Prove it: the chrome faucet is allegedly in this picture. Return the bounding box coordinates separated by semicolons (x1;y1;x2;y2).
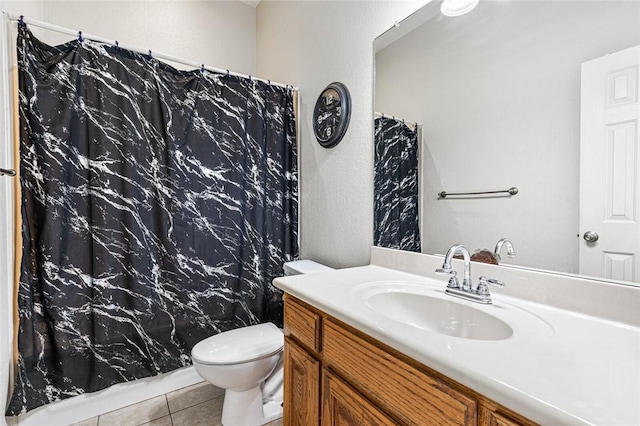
494;238;516;260
436;244;505;304
435;244;472;291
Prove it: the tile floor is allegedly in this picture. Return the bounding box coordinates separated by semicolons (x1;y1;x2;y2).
70;382;283;426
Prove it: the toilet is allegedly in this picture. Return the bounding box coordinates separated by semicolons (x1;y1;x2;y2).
191;259;334;426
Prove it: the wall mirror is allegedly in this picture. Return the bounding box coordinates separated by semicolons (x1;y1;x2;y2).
373;0;640;287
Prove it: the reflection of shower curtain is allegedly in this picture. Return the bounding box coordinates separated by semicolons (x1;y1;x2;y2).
374;116;421;252
7;26;298;415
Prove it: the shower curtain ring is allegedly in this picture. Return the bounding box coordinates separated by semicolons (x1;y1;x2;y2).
201;64;205;74
148;50;153;59
78;31;84;42
115;40;119;49
18;15;25;27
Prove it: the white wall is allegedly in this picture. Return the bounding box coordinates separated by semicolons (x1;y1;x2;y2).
256;0;426;269
375;1;640;273
0;1;256;422
0;0;256;74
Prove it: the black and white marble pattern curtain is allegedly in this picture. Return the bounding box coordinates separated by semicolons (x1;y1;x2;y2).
374;116;421;252
7;25;298;415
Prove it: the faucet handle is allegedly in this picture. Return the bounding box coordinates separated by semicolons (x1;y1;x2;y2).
480;276;505;288
435;265;452;274
446;271;460;289
435;267;460;289
476;276;505;296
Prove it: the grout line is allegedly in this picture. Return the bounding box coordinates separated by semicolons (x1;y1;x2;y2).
77;385;223;426
168;393;223;416
165;394;174;426
166;384;225;415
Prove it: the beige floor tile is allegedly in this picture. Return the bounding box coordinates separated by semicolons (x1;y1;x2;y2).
98;395;169;426
170;396;223;426
139;415;173;426
264;418;283;426
166;382;224;414
71;417;99;426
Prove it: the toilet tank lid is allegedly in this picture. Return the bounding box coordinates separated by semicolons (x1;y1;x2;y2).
191;323;284;365
283;259;334;275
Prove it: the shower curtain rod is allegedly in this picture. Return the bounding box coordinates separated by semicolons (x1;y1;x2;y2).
374;111;418;128
6;13;299;91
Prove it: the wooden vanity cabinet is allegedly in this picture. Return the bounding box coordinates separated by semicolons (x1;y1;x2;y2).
322;369;396;426
283;294;537;426
283;337;321;425
479;403;532;426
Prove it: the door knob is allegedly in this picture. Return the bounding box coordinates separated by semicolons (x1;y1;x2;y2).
583;231;599;243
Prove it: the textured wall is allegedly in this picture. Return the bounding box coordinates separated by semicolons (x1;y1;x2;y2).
256;0;425;268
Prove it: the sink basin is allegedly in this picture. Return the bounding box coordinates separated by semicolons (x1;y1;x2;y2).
354;281;553;341
367;291;513;340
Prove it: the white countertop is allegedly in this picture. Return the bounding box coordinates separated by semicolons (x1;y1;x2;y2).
273;264;640;426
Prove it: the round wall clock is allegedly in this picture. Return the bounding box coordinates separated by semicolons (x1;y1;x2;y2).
313;82;351;148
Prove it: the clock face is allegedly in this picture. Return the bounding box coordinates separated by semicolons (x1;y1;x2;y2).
313;82;351;148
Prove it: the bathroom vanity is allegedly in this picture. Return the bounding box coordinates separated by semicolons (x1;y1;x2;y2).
283;294;533;425
273;247;640;426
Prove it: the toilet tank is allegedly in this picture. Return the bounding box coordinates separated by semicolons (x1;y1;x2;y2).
283;260;334;276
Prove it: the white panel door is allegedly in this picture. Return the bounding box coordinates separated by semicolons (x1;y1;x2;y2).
579;45;640;282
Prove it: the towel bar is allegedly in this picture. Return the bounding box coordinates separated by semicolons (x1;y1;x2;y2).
438;187;518;198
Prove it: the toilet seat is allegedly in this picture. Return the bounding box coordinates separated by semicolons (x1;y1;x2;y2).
191;322;284;366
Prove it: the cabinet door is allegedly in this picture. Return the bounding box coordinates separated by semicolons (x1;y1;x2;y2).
321;369;396;426
285;295;323;353
284;337;321;426
323;320;477;426
479;405;537;426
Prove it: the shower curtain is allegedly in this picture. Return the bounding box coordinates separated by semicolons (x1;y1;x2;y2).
7;25;298;415
374;116;421;252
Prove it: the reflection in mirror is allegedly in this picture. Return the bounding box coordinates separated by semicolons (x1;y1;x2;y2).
374;0;640;286
373;114;421;252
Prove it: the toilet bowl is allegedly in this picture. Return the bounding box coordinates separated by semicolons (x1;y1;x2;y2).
192;322;284;426
192;260;334;425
